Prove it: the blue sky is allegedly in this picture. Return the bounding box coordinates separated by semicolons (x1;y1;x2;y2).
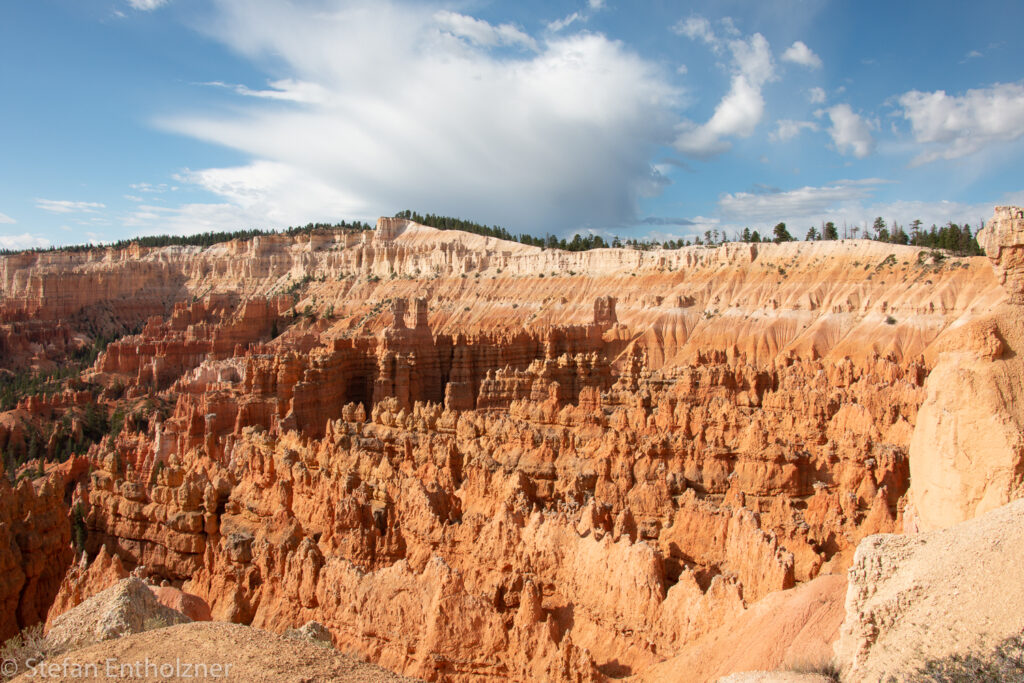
2;0;1024;248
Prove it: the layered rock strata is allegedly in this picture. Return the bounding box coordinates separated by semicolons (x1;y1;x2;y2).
0;215;1012;680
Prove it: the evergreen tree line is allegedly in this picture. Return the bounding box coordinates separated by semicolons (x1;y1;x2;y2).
0;209;983;258
788;217;982;256
0;220;374;256
398;210;983;256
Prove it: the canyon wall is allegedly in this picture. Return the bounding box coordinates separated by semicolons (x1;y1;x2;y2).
0;216;1011;679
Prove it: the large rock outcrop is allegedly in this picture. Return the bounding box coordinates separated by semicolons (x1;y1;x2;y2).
44;577;191;654
834;498;1024;679
907;206;1024;531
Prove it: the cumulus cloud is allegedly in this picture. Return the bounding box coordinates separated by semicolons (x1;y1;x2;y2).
36;199;106;214
781;41;822;69
589;0;605;9
770;119;818;142
672;16;718;48
673;19;776;158
823;104;874;158
127;0;169;10
159;0;680;234
0;233;50;250
0;212;15;224
899;81;1024;164
807;86;826;104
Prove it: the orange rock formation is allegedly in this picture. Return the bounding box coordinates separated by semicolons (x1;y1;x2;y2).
0;213;1015;680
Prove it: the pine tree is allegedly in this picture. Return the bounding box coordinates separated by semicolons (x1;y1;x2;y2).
773;222;793;243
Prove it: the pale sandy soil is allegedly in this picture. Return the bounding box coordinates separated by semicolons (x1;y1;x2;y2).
13;622;416;682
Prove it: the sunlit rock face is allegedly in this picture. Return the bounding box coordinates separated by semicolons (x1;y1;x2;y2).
0;214;1011;680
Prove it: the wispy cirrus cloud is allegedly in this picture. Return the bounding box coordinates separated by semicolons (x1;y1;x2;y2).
201;79;330;104
547;12;582;32
719;179;884;222
127;0;170;10
715;179;1010;234
35;199;106;214
0;212;15;224
433;10;537;51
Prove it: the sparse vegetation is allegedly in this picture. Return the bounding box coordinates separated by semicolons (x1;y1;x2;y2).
142;615;172;632
906;633;1024;682
71;502;87;552
1;625;46;682
782;656;841;682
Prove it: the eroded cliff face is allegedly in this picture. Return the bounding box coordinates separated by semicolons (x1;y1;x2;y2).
0;467;73;641
0;217;1007;680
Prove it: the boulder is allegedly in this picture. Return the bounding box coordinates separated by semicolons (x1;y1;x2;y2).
45;577;191;654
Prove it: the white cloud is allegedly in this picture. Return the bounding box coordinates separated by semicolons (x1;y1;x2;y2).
781;41;822;69
673;22;776;157
128;182;173;193
160;0;681;234
719;179;881;222
589;0;605;8
807;86;826;104
676;64;688;75
35;199;106;214
0;233;50;250
124;161;367;235
0;212;14;224
204;79;330;104
127;0;169;10
672;16;718;48
434;10;537;51
715;179;1010;234
770;119;818;142
824;104;874;158
899;82;1024;164
547;12;582;32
